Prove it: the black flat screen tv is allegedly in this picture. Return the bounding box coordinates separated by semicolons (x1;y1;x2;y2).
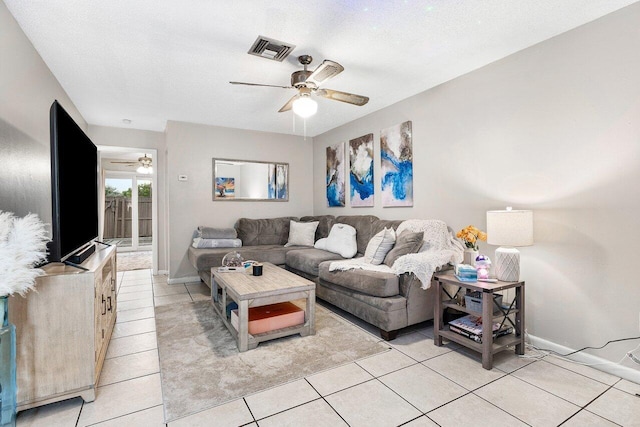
48;100;99;263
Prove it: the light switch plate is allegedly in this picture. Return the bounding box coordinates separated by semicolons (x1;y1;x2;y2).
178;175;188;181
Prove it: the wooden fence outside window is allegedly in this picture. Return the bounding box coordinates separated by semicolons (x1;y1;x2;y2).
103;196;152;238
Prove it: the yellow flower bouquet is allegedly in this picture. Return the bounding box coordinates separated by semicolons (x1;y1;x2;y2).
456;225;487;251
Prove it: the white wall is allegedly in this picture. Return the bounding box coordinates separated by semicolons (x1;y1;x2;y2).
0;1;85;226
313;3;640;369
166;121;313;280
87;125;168;271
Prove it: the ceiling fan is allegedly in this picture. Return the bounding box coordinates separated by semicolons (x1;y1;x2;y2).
230;55;369;117
110;154;153;174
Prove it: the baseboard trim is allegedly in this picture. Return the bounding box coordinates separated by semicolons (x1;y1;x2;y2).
157;270;169;275
527;334;640;384
167;275;201;285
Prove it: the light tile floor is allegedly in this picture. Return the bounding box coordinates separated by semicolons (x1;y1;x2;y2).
15;268;640;426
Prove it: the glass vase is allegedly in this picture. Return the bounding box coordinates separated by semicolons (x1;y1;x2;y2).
0;295;17;427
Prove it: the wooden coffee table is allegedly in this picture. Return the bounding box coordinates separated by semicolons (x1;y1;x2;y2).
211;262;316;352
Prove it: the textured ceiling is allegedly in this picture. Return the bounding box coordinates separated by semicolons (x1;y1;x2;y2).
5;0;638;137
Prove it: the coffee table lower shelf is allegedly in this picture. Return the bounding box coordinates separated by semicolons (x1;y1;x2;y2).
211;263;316;352
212;300;313;352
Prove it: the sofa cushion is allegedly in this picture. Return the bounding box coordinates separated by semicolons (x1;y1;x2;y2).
300;215;335;241
316;280;407;331
335;215;379;254
318;261;399;297
371;219;403;235
188;245;297;271
236;216;298;246
383;230;424;267
363;227;396;265
316;280;410;331
284;220;318;247
285;248;345;277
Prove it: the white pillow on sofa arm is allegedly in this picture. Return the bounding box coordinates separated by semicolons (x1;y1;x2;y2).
363;227;396;265
285;220;319;247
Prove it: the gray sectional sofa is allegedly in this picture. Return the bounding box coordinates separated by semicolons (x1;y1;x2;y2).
187;214;442;340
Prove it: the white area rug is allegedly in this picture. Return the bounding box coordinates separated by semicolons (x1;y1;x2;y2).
116;251;152;271
155;299;389;422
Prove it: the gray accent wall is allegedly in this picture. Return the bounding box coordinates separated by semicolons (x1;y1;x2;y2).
313;3;640;369
0;1;86;226
165;120;313;280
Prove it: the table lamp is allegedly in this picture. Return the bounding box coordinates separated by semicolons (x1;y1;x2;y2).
486;207;533;282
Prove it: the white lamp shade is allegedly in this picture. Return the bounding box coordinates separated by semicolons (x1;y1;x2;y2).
137;165;153;174
486;209;533;247
487;208;533;281
292;96;317;118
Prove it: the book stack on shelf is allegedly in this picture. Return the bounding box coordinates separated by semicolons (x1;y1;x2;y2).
454;264;477;282
448;314;513;343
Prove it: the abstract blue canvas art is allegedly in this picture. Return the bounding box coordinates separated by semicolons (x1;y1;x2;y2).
349;133;374;207
275;164;287;199
326;143;345;207
267;163;276;199
380;121;413;207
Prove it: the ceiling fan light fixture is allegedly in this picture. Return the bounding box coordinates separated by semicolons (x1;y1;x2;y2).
137;165;152;174
292;95;317;118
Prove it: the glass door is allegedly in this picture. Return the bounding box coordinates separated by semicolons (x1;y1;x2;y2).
103;173;153;252
136;178;152;250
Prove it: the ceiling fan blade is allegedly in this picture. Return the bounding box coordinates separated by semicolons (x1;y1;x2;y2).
305;60;344;86
111;161;138;164
230;81;293;89
278;94;299;112
316;89;369;106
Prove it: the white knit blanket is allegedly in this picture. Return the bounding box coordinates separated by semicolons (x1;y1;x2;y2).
329;219;464;289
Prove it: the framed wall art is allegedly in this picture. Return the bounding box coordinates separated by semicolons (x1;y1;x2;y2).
349;133;374;207
215;177;235;199
326;142;346;207
380;121;413;207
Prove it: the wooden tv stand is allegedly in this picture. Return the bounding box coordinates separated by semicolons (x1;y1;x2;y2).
9;244;117;411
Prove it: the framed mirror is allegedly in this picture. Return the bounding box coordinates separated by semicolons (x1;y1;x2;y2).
212;158;289;201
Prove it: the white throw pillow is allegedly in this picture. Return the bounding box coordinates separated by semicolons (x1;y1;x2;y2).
284;220;319;247
363;227;396;265
314;238;328;250
324;223;357;258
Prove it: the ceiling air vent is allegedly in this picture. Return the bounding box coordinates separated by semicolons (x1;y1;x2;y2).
247;36;295;62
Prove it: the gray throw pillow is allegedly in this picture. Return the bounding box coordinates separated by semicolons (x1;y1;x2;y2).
383;230;424;267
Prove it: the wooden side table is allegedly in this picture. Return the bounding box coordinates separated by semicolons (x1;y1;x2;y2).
433;272;525;370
